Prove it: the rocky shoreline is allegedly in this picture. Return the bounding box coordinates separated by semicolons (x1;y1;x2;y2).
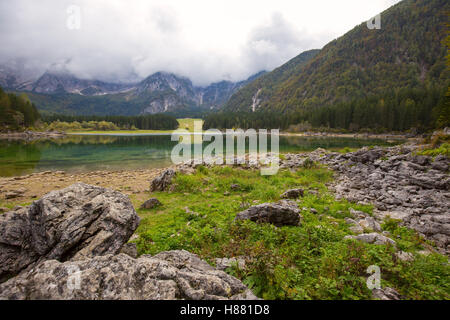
0;141;448;299
280;145;449;255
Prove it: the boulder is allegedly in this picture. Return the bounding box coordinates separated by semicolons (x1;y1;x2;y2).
120;243;138;259
0;251;258;300
395;251;414;262
235;200;301;227
372;287;402;300
0;183;140;283
150;169;176;192
281;188;304;199
344;233;396;246
140;198;162;209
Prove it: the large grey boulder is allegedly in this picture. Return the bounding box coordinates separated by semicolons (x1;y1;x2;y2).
0;183;140;283
150;169;176;192
235;200;301;227
0;250;258;300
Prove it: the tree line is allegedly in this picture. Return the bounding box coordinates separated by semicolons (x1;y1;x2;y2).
0;87;41;131
203;86;449;133
42;113;179;130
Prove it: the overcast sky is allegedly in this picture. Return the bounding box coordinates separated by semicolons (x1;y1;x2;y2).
0;0;401;86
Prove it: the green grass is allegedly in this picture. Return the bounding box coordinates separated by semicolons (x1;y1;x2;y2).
67;118;204;134
134;165;450;300
177;118;203;132
416;143;450;157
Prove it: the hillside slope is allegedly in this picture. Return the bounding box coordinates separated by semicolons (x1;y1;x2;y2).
222;0;449;130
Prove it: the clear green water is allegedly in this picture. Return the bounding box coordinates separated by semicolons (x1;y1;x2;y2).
0;134;402;177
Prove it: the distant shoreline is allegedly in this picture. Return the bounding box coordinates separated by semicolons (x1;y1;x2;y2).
0;129;415;141
66;130;412;140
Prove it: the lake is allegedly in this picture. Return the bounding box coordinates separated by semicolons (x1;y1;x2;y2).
0;134;402;177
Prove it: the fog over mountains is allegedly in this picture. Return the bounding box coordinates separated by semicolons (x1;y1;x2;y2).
0;64;266;115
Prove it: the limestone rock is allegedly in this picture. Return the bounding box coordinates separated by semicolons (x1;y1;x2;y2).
120;243;138;259
140;198;162;209
372;287;402;300
281;188;304;199
235;200;301;227
0;251;258;300
0;183;140;282
150;169;176;192
344;233;396;246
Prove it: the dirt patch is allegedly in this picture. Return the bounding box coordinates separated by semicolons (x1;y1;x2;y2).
0;168;168;205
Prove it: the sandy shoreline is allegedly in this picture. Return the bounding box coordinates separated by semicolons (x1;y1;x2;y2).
0;167;168;208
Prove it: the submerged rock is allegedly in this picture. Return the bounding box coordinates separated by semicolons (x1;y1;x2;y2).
0;250;258;300
0;183;140;283
235;200;301;227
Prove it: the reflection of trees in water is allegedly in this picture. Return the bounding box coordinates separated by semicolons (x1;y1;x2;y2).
0;140;42;176
0;135;403;177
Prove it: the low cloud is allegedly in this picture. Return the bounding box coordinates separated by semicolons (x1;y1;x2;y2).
0;0;402;86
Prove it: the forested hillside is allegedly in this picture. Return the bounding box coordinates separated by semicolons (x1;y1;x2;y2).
220;0;449;132
224;50;319;112
0;87;40;131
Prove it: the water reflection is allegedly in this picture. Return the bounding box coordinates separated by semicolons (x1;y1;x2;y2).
0;134;402;177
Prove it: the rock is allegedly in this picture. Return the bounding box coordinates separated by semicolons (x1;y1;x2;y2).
215;257;246;271
150;169;176;192
395;251;414;262
345;218;364;234
358;217;382;232
349;208;368;219
223;191;230;196
5;191;21;199
310;208;318;214
235;200;301;227
185;207;200;217
0;207;9;213
230;184;240;191
0;251;258;300
344;233;396;246
281;188;304;199
372;287;402;300
140;198;162;209
0;183;140;283
120;243;138;259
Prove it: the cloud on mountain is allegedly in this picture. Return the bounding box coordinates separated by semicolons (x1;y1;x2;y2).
0;0;401;86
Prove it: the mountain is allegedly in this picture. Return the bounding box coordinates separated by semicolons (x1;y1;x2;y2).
223;50;319;112
224;0;449;122
29;72;134;95
2;69;266;116
200;71;267;110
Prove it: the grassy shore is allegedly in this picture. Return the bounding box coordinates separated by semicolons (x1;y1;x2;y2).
1;161;448;300
133;165;449;300
66;118;203;135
